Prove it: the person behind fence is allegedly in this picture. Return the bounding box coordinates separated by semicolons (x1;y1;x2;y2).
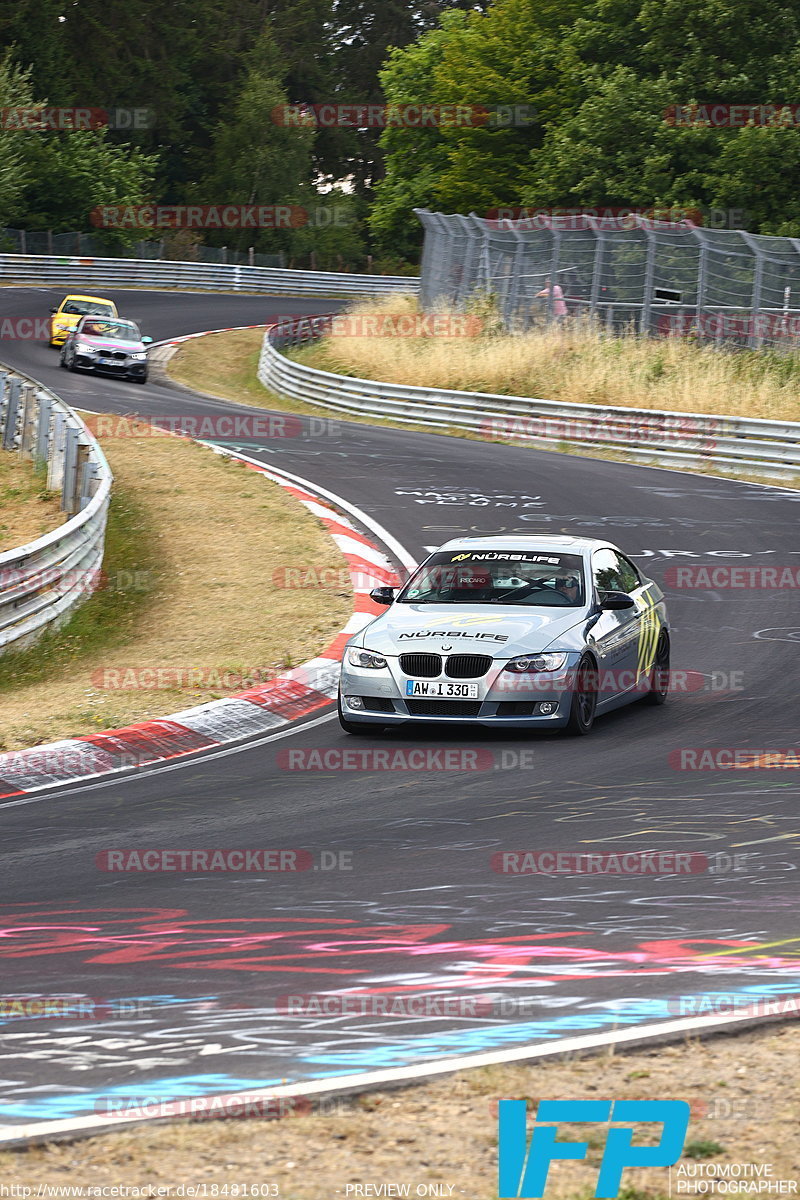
535;277;568;321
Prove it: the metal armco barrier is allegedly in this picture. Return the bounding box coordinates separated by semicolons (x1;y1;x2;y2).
0;253;419;297
259;317;800;481
0;368;112;652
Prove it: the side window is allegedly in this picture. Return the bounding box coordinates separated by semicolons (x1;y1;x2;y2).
592;548;626;595
592;549;640;595
617;554;642;593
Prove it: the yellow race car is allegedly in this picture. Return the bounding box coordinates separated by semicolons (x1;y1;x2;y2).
49;294;118;346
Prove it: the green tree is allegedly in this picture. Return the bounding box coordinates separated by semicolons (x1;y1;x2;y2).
370;0;582;256
198;29;315;255
19;128;159;244
0;51;37;226
369;14;466;260
521;0;800;230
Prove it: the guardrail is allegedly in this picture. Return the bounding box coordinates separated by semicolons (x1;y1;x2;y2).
259;316;800;481
0;368;112;653
0;253;419;297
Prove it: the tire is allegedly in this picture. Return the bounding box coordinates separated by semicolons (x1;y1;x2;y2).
338;694;376;735
565;656;598;736
58;352;66;368
644;631;670;706
67;353;78;372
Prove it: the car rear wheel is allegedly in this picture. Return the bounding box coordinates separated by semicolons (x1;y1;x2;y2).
565;656;597;736
644;631;670;705
338;694;377;735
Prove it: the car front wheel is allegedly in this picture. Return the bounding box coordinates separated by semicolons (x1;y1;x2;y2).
565;656;597;736
644;631;670;705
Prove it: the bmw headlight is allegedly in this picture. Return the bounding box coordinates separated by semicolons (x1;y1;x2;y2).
347;647;388;669
129;352;147;360
504;652;568;673
75;341;96;354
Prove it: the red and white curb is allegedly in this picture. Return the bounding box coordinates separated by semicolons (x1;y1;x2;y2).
0;458;414;800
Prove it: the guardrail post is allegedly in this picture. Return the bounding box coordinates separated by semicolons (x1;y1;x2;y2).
61;425;80;512
48;408;66;491
0;371;7;441
79;460;100;508
35;392;52;461
19;383;37;460
70;440;91;514
2;376;21;449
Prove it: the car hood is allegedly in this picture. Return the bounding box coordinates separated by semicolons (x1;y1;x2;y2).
77;336;146;352
357;603;589;659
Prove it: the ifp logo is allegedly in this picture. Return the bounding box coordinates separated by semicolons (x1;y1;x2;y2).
498;1099;690;1198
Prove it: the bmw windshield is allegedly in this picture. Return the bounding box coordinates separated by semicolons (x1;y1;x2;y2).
396;550;587;607
79;319;142;342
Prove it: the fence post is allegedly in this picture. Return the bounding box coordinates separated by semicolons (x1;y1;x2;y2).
740;233;766;349
507;230;529;329
695;234;708;334
640;223;657;334
547;231;562;321
588;222;606;318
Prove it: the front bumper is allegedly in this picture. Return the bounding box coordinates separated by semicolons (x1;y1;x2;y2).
73;353;147;378
339;656;577;728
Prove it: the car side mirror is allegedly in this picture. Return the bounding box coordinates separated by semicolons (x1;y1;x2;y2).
600;591;635;610
369;586;395;605
141;335;153;344
49;306;57;314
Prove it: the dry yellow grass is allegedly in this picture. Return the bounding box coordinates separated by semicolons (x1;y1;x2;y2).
0;451;65;550
0;419;351;751
1;1022;797;1196
167;327;799;491
307;294;800;424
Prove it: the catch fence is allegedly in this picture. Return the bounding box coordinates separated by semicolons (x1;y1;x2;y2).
415;209;800;349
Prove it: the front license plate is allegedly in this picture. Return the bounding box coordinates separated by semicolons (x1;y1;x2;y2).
98;357;117;365
405;681;479;699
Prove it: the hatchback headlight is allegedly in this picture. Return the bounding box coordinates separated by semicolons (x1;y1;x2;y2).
75;341;95;354
347;647;388;669
504;652;568;673
129;352;147;360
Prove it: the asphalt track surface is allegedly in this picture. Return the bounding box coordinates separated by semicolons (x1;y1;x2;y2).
0;287;799;1130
